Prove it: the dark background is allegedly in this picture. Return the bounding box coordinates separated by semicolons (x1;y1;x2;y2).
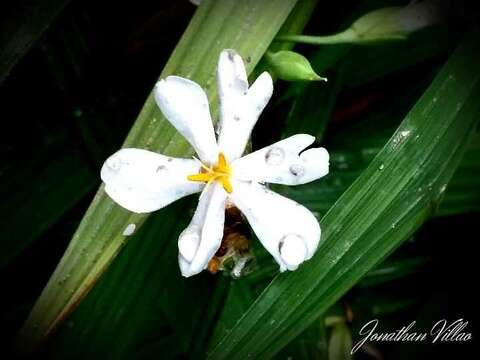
0;0;478;358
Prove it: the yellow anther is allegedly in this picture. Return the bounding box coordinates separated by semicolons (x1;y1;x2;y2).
217;152;228;170
187;153;233;193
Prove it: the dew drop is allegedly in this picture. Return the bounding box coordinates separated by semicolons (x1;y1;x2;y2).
107;157;121;171
156;165;167;173
227;49;236;61
289;164;305;177
265;147;284;165
123;224;136;236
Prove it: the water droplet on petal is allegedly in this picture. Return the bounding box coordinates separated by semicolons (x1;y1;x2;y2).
178;229;200;263
289;164;305;177
279;234;307;268
265;147;285;165
107;157;122;171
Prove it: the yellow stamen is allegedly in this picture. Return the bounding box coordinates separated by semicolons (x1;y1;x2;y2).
220;177;233;193
187;153;233;193
187;173;213;182
200;163;212;173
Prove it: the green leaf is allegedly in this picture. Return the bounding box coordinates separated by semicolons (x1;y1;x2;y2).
0;0;71;84
279;118;480;219
342;28;458;89
437;135;480;216
271;317;328;360
281;62;343;139
208;35;480;359
328;322;352;360
209;280;254;349
17;0;302;353
356;257;429;288
47;200;214;358
0;148;96;269
35;2;319;359
277;73;480;219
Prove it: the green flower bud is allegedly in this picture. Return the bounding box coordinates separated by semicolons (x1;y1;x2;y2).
277;0;444;45
265;50;327;82
349;1;443;42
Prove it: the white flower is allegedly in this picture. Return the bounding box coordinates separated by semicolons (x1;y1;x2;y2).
101;49;330;277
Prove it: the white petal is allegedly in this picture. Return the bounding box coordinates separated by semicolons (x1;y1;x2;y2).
178;254;191;276
230;180;320;271
178;183;227;277
216;49;273;161
101;148;203;213
217;49;248;99
154;76;218;164
231;134;329;185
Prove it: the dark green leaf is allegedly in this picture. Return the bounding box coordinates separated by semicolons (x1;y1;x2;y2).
0;148;96;268
208;35;480;359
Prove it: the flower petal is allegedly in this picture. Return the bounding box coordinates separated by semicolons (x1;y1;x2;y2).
216;49;273;161
231;134;329;185
230;180;320;271
178;183;227;277
217;49;249;98
101;148;203;213
154;76;218;164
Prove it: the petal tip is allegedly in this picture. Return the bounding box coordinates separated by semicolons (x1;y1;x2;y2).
259;71;274;87
300;133;316;143
279;234;308;270
178;230;200;263
154;79;167;91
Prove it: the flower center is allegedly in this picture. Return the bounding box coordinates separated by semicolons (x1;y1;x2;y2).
187;153;233;193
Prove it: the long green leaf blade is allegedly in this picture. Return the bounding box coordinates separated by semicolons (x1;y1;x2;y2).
208;35;480;359
40;2;319;358
17;0;300;352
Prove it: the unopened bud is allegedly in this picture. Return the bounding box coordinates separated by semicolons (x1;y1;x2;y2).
349;1;443;42
277;0;444;45
265;50;327;82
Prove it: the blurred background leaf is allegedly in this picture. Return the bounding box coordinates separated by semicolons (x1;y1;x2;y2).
0;0;71;84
